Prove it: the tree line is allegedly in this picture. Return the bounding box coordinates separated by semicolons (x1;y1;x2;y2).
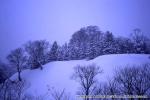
0;25;150;82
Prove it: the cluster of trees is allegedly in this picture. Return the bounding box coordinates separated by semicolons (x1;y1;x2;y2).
68;26;150;59
0;25;150;85
72;64;150;100
0;40;51;82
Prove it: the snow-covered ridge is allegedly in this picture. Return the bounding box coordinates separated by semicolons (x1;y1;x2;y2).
11;54;150;98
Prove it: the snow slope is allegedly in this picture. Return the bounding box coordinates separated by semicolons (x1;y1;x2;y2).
11;54;150;99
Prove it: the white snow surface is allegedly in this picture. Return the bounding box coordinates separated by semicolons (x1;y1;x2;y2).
10;54;150;99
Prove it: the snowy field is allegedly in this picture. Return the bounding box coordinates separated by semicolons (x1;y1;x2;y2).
11;54;150;99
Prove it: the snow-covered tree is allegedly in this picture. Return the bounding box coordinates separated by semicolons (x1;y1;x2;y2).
57;43;70;61
69;26;103;60
86;41;97;59
87;29;104;59
68;44;79;60
48;41;59;61
114;37;134;54
131;29;148;53
103;31;115;54
25;40;49;69
69;28;89;59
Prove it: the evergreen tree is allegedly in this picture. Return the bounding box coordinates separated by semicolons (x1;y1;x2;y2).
86;41;97;59
57;47;64;61
48;41;58;61
103;31;115;54
57;43;69;61
62;43;70;60
68;44;79;60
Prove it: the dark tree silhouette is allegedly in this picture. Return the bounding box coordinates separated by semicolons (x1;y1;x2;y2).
72;64;102;100
7;48;27;81
114;64;150;100
0;61;9;84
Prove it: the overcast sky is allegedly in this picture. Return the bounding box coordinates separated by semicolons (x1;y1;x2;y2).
0;0;150;61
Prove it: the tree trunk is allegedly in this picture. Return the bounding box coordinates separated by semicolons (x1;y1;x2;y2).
18;71;22;81
86;90;89;100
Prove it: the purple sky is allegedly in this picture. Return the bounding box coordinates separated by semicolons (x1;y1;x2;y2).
0;0;150;61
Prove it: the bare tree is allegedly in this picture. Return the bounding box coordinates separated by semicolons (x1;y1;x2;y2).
114;64;150;100
25;40;49;69
0;60;15;84
0;79;28;100
7;48;27;81
72;64;102;100
92;80;120;100
114;67;135;97
47;86;70;100
93;64;150;100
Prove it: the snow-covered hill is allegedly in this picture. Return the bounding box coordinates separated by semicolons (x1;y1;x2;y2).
11;54;150;99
